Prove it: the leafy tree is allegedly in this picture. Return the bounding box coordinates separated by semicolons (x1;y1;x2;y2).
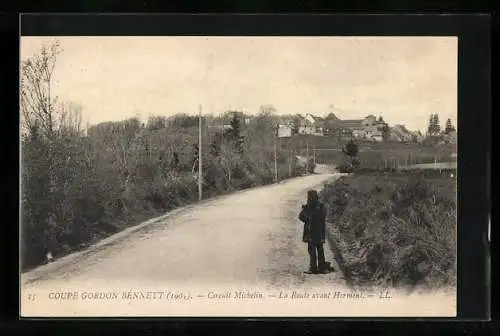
427;113;442;136
342;139;359;166
229;113;241;138
433;114;441;134
224;113;244;153
444;118;456;134
291;115;301;135
427;115;434;136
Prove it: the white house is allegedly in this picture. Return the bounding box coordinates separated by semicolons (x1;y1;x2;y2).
277;124;293;138
369;132;384;142
297;114;324;136
352;129;366;138
352;126;383;142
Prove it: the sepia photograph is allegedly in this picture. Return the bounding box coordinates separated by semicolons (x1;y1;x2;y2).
20;36;457;317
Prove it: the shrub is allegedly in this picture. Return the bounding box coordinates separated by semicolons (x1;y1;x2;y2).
321;172;456;290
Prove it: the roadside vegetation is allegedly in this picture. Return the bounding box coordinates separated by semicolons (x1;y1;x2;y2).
320;170;457;290
20;39;456;281
20;42;313;271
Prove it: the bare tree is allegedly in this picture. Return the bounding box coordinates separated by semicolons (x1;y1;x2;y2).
218;143;239;191
21;40;61;139
20;40;65;264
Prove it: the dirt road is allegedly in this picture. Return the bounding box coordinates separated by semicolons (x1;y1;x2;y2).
21;169;455;317
23;173;341;281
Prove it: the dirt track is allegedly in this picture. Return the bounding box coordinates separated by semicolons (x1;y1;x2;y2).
21;168;456;317
22;171;343;290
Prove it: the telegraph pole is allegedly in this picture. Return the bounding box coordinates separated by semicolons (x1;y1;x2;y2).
289;148;293;177
198;105;203;201
274;123;278;183
306;141;309;174
313;144;316;166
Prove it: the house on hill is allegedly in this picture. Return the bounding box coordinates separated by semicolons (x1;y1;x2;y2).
297;113;324;136
323;117;364;138
294;112;388;141
322;114;388;141
277;124;293;138
356;115;387;141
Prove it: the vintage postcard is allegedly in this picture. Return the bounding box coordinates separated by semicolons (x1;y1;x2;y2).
20;36;457;317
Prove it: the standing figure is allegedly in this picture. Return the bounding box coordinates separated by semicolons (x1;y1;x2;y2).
299;189;327;274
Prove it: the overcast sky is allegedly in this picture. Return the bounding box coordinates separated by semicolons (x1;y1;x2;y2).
20;36;457;132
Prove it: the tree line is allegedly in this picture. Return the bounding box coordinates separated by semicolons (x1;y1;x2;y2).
427;113;456;137
20;42;312;271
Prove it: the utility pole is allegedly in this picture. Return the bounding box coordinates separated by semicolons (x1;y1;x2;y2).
274;123;278;183
289;148;292;177
313;144;316;166
198;105;203;201
306;141;309;174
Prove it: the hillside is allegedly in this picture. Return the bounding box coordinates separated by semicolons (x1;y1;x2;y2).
275;134;456;168
389;124;424;143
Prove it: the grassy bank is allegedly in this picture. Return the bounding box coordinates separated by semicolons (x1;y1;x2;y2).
279;135;456;168
320;171;456;290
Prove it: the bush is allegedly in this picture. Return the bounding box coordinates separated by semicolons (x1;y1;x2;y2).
22;110;310;270
320;172;456;290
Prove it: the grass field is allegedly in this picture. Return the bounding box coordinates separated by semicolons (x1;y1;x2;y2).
320;170;457;291
277;134;456;169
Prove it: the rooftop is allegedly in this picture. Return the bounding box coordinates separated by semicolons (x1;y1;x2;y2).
325;119;363;129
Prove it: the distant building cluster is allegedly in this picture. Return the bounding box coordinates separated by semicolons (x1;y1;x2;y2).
204;110;451;145
281;113;388;142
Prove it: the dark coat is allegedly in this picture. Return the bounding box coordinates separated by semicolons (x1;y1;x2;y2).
299;202;327;244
